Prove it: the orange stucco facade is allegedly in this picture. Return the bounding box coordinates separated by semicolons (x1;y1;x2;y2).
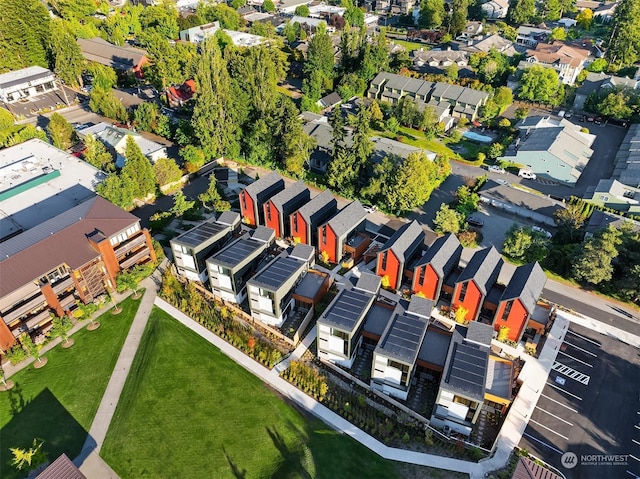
290;212;308;245
376;249;401;290
494;298;529;342
412;263;440;300
318;224;338;263
453;280;484;322
240;190;257;226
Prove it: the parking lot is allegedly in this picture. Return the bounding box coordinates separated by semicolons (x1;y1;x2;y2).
519;323;640;479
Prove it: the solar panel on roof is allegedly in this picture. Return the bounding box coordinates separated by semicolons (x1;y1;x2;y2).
211;238;264;268
378;314;427;361
323;289;372;330
177;222;226;247
446;343;488;396
250;257;303;290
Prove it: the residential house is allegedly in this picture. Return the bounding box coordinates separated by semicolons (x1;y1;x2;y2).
239;173;286;226
170;212;241;282
307;2;346;17
583;179;640;215
411;50;469;69
317;272;381;367
263;181;311;238
247;244;315;326
584;209;640;238
524;41;591;85
575;0;600;10
287;16;334;33
318;201;368;263
481;0;509;19
370;137;437;164
36;453;86;479
77;37;149;78
594;2;617;22
390;0;417;15
613;123;640;188
431;322;514;436
367;71;489;121
289;189;337;247
0;67;57;103
376;220;425;291
457;21;483;40
206;226;275;304
452;246;503;322
479;180;565;227
179;22;267;47
76;123;167;167
460;34;517;56
166;79;196;108
370;296;432;400
493;262;547;342
515;26;551;48
318;92;342;112
573;72;639;111
0;196;156;350
0;139;104;242
278;0;315;13
499;116;596;185
412;234;463;301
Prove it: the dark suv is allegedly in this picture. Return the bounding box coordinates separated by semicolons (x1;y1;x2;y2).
466;216;484;227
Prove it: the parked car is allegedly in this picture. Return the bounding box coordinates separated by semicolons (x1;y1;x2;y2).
532;226;552;238
466;216;484;227
362;204;378;214
518;169;537;180
558;110;566;118
565;110;574;119
488;165;506;174
594;117;603;124
586;116;595;123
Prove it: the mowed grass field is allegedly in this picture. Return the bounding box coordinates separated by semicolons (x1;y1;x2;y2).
101;308;413;479
0;297;140;479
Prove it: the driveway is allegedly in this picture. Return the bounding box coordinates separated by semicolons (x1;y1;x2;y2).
519;323;640;479
4;86;81;118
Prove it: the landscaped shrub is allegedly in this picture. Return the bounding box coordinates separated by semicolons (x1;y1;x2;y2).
281;360;329;401
5;343;28;365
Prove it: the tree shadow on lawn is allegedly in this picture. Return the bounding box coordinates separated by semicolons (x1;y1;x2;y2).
1;387;86;479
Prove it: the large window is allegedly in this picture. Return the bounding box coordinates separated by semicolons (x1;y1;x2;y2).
381;251;387;271
458;282;468;301
321;225;327;245
266;203;271;222
418;266;425;286
501;300;513;321
241;192;247;210
292;212;298;231
331;328;349;355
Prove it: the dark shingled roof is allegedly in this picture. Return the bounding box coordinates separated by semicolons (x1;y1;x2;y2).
326;201;367;238
407;295;433;319
77;37;147;71
251;225;276;243
417;326;452;368
296;190;337;224
415;233;462;277
379;220;425;264
500;262;547;314
354;272;381;294
375;312;429;364
456;246;503;296
268;180;310;213
217;211;241;226
465;321;493;347
289;243;315;263
242;172;284;201
0;197;140;298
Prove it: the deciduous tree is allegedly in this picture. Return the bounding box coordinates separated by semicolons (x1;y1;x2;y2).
47;113;75;150
433;203;463;234
518;65;563;106
153;158;182;187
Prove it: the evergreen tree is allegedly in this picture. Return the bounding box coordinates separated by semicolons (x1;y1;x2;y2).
449;0;469;37
96;174;134;209
508;0;536;24
47;113;75;150
192;39;237;160
50;19;85;87
153;157;182;187
83;134;114;172
122;136;157;200
0;0;52;71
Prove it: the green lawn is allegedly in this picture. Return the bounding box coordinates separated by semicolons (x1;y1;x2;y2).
0;297;141;479
101;308;424;479
394;127;460;158
386;38;430;52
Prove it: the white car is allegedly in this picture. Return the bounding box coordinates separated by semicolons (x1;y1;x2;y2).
488;165;506;174
518;169;537;180
532;226;552;238
362;204;378;214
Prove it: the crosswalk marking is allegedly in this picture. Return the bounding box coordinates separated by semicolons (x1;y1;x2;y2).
552;362;590;385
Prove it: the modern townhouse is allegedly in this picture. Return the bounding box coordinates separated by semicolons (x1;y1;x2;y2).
376;220;425;291
170;212;241;282
206;226;275;303
317;201;368;264
411;234;463;301
289;190;337;247
263;181;311;239
452;247;503;323
239;173;285;226
247;244;315;326
317;273;381;368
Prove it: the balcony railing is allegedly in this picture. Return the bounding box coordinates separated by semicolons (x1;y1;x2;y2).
52;276;74;294
2;294;47;324
58;293;76;309
25;309;52;330
119;248;150;269
114;233;147;256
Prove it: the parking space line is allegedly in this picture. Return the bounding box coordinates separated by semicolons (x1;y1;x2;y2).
528;419;570;440
633;439;640;447
567;329;600;347
535;406;573;426
540;394;579;413
631;454;640;463
626;470;639;478
547;382;583;400
635;425;640;430
558;350;594;368
563;340;598;357
522;431;563;455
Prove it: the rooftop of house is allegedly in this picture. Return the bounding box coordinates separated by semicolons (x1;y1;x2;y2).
379;220;425;264
460;34;517;55
441;327;490;401
455;246;503;296
407;295;433;320
243;172;284;199
354;272;382;295
77;37;148;70
516;26;552;36
36;453;86;479
500;262;547;314
584;209;640;236
319;285;376;332
577;71;639;96
363;301;397;337
171;212;240;249
326;200;367;238
414;233;462;277
0;196;139;298
268;180;310;212
248;253;307;292
417;325;452;368
293;269;328;300
208;227;274;270
0;66;54;90
485;356;513;400
319;91;342;109
511;456;563;479
526;41;591;68
0;139;104;241
375;311;429;365
295;189;336;223
98;125;166;157
614;123;640;187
